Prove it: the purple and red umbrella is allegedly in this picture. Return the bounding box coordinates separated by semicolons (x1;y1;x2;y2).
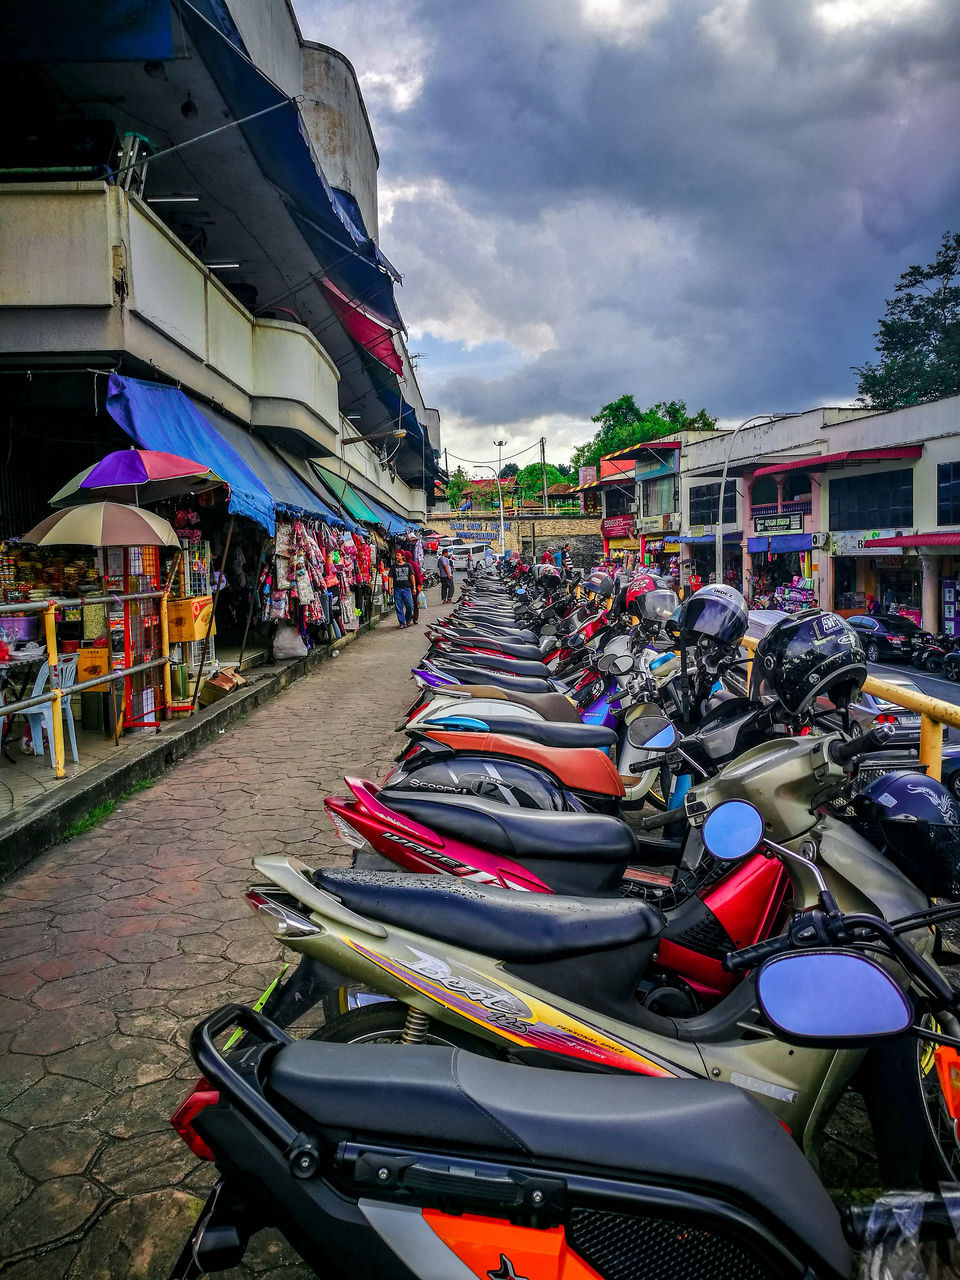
50;448;224;507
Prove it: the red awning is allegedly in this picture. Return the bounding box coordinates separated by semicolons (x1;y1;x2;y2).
869;532;960;548
752;446;922;478
317;278;404;377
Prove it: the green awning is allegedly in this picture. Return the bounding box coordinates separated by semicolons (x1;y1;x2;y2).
312;464;380;526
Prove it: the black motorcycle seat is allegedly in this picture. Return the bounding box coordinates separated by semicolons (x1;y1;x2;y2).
428;716;617;751
433;664;555;695
438;639;545;661
265;1043;850;1278
441;626;539;645
313;871;661;960
442;652;551;679
384;791;636;863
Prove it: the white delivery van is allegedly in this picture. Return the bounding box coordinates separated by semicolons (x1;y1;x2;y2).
450;543;488;570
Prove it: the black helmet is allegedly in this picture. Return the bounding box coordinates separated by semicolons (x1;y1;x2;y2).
750;609;865;717
538;567;562;591
677;583;748;645
584;571;615;600
853;771;960;899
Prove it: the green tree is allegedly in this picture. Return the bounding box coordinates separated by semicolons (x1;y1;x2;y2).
855;231;960;408
499;461;520;479
514;462;570;500
444;465;470;510
570;396;716;472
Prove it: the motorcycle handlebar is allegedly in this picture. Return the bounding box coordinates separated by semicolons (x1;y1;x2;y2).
828;723;897;765
639;805;686;830
723;934;793;974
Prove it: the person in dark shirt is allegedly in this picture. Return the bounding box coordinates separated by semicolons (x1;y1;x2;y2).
392;550;415;628
438;550;454;602
561;543;573;577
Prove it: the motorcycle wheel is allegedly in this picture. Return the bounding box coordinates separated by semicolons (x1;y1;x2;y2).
311;1000;504;1056
915;1019;960;1182
925;653;944;673
947;663;960;683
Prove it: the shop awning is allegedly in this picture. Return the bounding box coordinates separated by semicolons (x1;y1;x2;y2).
353;490;413;536
747;533;813;553
868;532;960;548
105;374;275;533
194;403;346;528
275;448;364;535
600;440;681;464
311;465;381;526
317;279;403;377
679;532;742;544
752;446;922;478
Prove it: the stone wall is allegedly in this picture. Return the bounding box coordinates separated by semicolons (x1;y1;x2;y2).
428;513;603;568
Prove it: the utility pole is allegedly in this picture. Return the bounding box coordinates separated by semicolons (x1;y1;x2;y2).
493;440;507;556
540;436;548;514
444;447;449;476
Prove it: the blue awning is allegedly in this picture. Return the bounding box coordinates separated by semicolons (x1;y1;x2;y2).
679;532;742;544
180;0;402;330
355;490;412;536
747;533;813;553
192;402;346;528
105;374;275;532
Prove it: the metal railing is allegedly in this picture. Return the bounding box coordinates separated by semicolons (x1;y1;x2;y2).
739;633;960;780
0;593;172;780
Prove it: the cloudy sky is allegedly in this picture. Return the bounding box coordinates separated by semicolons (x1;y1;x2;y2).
295;0;960;471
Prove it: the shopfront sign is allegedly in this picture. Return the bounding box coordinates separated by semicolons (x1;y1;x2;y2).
831;529;905;556
601;515;636;539
637;513;671;533
754;512;802;534
449;519;511;543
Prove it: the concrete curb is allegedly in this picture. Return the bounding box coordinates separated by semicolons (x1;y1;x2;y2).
0;619;379;881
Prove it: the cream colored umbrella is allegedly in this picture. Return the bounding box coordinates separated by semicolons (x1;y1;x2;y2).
21;501;180;547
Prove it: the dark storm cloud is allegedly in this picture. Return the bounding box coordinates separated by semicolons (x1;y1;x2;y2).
295;0;960;453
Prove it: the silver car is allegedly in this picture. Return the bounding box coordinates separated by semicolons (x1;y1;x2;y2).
845;677;923;743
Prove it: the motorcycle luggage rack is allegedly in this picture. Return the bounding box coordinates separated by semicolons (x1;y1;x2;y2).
825;751;927;819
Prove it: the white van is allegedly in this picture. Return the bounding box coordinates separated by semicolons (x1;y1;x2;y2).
450;543;488;570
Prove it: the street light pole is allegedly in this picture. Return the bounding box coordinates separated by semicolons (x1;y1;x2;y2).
493;440;507;556
475;463;506;557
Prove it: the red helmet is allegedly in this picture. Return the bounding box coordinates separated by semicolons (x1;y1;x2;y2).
625;572;658;612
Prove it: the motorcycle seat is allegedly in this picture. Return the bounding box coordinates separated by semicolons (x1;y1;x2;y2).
384;791;636;863
426;716;617;751
450;686;582;723
435;639;545;661
264;1043;851;1279
431;664;556;694
439;652;551;679
313;870;661;960
439;625;539;644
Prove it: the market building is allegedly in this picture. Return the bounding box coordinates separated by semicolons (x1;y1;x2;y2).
0;1;439;768
678;395;960;631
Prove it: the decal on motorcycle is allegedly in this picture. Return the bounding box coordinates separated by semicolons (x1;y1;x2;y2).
423;1210;602;1280
487;1254;529;1280
343;938;683;1077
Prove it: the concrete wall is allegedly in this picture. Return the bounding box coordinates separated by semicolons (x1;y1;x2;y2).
225;0;305;99
427;513;603;566
301;44;379;240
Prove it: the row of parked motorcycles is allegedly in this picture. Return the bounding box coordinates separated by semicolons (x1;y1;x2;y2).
169;562;960;1280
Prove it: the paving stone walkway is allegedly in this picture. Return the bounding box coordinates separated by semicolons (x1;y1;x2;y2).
0;593;440;1278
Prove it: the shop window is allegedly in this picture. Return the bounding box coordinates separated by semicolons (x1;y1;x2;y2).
604;485;634;516
750;476;778;506
783;471;812;500
938;462;960;525
643;475;676;516
689;483;737;526
828;469;913;532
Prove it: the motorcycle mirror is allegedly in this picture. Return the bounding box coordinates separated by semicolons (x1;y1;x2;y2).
701;800;763;860
609;653;635;676
626;719;678;751
757;951;914;1046
541;623;558;638
597;653;616;673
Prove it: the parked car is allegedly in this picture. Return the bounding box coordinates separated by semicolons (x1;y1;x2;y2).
940;744;960;799
421;530;442;553
843;676;924;744
436;535;465;553
450;542;488;571
846;613;925;664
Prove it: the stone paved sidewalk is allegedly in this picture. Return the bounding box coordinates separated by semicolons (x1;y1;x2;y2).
0;592;441;1278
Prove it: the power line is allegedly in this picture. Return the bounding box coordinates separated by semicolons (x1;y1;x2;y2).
443;440;542;468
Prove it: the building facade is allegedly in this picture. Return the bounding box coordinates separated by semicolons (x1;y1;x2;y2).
0;0;438;538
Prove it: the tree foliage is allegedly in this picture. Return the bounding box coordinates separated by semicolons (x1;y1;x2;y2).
444;465;471;509
855;231;960;409
513;462;572;501
570;396;716;472
499;461;520;479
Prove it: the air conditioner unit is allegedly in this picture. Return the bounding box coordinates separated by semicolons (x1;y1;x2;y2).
811;532;829;549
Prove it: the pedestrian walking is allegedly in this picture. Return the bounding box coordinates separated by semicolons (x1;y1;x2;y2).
541;549;553;564
561;542;573;578
484;543;494;570
553;547;562;569
392;549;415;628
438;548;454;602
405;549;425;623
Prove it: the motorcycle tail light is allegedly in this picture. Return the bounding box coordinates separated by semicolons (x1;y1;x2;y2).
171;1078;219;1160
935;1047;960;1121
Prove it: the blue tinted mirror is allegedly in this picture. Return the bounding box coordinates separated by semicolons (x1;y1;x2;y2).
627;721;678;751
757;951;913;1044
701;800;763;860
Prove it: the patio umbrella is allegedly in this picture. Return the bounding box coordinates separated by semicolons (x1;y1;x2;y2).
22;502;180;548
50;448;223;507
